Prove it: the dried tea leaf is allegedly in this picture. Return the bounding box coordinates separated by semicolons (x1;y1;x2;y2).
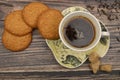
101;9;107;15
107;14;117;21
86;5;94;10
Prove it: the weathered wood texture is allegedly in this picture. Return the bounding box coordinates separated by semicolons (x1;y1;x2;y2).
0;0;120;79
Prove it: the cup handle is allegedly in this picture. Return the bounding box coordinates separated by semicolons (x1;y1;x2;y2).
101;32;110;37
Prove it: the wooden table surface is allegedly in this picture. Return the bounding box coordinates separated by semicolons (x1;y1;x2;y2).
0;0;120;79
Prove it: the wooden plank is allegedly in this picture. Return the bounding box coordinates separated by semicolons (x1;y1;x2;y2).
0;71;119;80
0;0;120;25
0;19;120;72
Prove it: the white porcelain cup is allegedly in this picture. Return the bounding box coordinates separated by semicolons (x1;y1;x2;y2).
59;11;109;51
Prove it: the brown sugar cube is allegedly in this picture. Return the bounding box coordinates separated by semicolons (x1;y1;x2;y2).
100;64;112;72
89;52;100;63
89;60;100;74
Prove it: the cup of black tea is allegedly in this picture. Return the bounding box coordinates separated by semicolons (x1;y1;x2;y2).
59;11;109;51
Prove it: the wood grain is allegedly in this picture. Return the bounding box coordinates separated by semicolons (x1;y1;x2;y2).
0;0;120;79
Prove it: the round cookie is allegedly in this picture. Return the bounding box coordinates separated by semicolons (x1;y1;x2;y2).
5;10;32;36
37;9;63;40
2;30;32;51
22;2;49;28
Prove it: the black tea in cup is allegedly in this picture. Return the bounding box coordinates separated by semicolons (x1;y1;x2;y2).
63;16;95;48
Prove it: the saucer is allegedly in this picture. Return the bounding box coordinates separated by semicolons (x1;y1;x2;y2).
46;6;110;68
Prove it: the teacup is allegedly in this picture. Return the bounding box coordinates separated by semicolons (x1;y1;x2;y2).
59;11;109;51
